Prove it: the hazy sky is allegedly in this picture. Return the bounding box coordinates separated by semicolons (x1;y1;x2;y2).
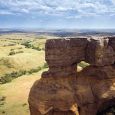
0;0;115;29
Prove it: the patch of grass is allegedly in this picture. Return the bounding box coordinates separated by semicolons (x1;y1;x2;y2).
0;75;12;84
22;41;43;51
9;51;15;55
0;96;6;107
21;41;32;48
35;36;47;39
0;58;13;68
9;50;24;55
42;62;48;68
1;110;6;114
78;61;90;68
31;46;42;51
0;69;47;115
0;63;48;84
28;67;42;74
0;96;6;102
0;49;45;77
22;103;27;107
0;70;27;84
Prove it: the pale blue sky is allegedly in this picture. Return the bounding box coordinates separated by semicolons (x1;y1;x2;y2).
0;0;115;29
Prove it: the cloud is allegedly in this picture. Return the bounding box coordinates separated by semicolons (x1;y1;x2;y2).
0;0;115;18
111;0;115;4
0;10;14;15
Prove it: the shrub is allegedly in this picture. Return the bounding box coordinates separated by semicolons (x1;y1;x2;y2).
17;47;22;49
0;70;27;84
17;51;24;53
0;96;6;107
9;50;24;55
2;111;6;114
10;49;14;51
34;47;41;51
0;96;6;102
0;75;12;84
21;41;32;48
9;51;15;55
31;46;41;51
21;41;44;51
42;62;48;68
0;64;48;84
18;70;27;76
28;67;42;74
22;103;27;107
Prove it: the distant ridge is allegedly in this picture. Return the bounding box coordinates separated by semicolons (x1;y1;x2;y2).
0;28;115;37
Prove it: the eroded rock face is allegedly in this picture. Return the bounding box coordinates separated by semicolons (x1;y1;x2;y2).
29;76;79;115
109;37;115;51
45;38;88;65
85;37;115;66
29;37;115;115
44;38;88;78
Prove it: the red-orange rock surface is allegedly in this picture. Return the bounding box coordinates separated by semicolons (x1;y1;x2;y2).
28;37;115;115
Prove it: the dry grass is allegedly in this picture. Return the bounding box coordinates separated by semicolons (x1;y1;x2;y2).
0;69;48;115
0;34;46;78
0;33;48;115
0;49;45;77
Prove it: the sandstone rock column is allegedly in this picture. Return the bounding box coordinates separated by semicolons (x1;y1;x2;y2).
28;38;88;115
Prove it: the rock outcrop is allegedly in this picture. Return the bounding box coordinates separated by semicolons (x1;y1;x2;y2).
29;36;115;115
86;37;115;66
43;38;88;78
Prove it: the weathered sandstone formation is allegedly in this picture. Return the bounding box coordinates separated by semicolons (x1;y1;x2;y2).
29;36;115;115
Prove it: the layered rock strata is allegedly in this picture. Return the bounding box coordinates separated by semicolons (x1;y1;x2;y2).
29;36;115;115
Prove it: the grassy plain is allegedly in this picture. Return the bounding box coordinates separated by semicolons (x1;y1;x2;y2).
0;33;47;115
0;34;46;78
0;69;48;115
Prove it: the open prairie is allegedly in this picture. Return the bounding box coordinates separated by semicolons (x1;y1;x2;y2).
0;34;47;79
0;33;48;115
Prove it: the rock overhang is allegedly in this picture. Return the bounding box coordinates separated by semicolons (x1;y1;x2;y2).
45;36;115;68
